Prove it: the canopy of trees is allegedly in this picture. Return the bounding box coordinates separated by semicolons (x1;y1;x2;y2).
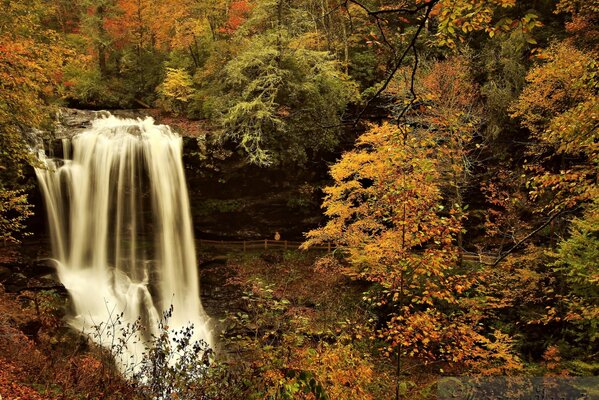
0;0;597;398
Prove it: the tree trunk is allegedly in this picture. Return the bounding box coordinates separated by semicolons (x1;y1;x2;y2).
98;44;108;77
342;17;349;75
277;0;284;65
96;5;108;77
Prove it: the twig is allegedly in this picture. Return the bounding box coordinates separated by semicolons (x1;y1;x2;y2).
395;44;419;125
345;0;437;16
492;207;580;266
352;1;437;127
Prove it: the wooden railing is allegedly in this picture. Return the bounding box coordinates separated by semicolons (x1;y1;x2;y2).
197;238;497;263
197;238;334;252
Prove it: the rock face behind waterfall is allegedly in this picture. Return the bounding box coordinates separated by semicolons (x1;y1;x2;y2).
35;115;212;373
53;108;150;138
35;108;329;241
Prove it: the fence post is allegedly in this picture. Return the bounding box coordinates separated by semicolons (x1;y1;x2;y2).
264;239;268;250
327;242;331;252
243;241;246;253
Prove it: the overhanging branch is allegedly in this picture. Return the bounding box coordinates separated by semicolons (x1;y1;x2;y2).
351;0;437;126
491;207;581;267
346;0;438;16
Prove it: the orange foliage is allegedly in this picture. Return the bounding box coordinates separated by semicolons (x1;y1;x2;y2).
0;286;135;399
511;40;598;211
433;0;541;47
103;0;153;49
0;359;54;400
305;120;520;371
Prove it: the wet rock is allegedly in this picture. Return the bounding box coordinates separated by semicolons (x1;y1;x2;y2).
26;259;56;278
53;108;149;138
0;265;12;282
39;273;61;284
0;260;24;272
19;320;42;340
3;272;28;292
27;277;67;294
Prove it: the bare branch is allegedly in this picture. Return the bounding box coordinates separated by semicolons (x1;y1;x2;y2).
375;17;396;53
396;43;419;126
352;1;437;127
346;0;437;16
491;207;581;267
316;2;346;21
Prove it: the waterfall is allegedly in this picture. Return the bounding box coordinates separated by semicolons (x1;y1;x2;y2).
35;115;212;372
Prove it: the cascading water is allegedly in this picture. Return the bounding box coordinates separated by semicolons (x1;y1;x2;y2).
35;115;212;372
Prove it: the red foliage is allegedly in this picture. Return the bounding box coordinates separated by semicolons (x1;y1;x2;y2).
0;360;54;400
218;1;253;35
0;286;135;399
104;16;129;49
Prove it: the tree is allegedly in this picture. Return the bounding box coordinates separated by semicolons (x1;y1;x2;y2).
304;123;520;398
0;0;71;242
158;67;196;114
341;0;541;124
200;1;359;166
552;199;599;356
79;0;118;77
149;0;225;64
410;55;481;258
511;40;598;212
483;0;599;364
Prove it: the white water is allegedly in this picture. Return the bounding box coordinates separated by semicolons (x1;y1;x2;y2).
35;116;212;372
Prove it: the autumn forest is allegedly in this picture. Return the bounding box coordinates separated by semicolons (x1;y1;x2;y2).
0;0;598;399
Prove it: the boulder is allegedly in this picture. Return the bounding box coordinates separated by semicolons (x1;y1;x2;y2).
3;272;28;292
26;259;56;278
0;265;12;282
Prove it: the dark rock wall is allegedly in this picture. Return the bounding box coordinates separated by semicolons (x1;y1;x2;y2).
28;109;333;242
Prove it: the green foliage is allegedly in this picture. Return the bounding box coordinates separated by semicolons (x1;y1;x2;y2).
195;198;246;216
283;370;328;400
479;31;529;141
488;1;599;365
434;0;542;48
217;32;358;166
552;200;599;351
2;0;599;395
554;202;599;300
219;255;389;400
63;63;133;107
347;51;379;88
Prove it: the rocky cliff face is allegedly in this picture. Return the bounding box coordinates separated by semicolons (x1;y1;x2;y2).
30;108;328;241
